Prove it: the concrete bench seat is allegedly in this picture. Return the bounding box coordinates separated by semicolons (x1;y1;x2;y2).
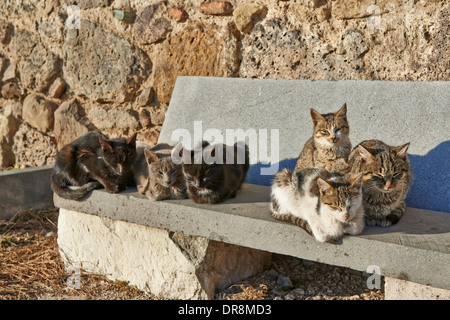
54;185;449;289
55;77;450;299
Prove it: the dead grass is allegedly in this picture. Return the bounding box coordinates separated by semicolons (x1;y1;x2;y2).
0;208;154;300
224;284;269;300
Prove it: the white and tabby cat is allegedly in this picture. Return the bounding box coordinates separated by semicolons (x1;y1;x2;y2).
271;168;364;243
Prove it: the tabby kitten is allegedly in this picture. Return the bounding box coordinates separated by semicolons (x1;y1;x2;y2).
347;139;412;227
181;141;250;204
295;103;351;172
51;131;137;200
133;142;187;201
271;167;364;243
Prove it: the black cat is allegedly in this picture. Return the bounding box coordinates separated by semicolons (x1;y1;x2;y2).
51;131;137;200
181;141;250;204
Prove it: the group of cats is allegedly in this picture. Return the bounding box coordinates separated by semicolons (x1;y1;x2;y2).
271;103;412;243
51;131;250;205
51;102;412;244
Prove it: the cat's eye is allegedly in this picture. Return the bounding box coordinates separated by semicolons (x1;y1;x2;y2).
335;127;342;132
320;130;328;135
157;171;163;175
393;172;402;178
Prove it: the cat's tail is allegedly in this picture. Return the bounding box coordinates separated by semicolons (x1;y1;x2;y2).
51;177;101;201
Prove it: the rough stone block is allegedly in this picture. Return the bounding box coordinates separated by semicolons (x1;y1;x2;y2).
134;2;171;45
63;20;151;102
233;4;267;34
53;99;91;150
153;21;239;104
13;122;57;167
385;277;450;300
57;208;271;299
22;94;58;132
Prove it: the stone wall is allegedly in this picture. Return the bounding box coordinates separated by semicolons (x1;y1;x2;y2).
0;0;448;168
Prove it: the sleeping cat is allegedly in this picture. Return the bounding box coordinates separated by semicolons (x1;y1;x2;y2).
347;140;412;227
294;103;351;173
133;142;187;201
181;141;250;204
271;167;364;243
51;131;137;200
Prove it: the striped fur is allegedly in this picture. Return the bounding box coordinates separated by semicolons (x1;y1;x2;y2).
270;168;364;243
348;139;412;226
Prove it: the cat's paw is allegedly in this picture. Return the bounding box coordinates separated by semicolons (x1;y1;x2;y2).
366;218;392;227
105;184;120;194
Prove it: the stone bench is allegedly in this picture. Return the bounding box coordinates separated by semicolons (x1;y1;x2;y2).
0;166;53;219
55;77;450;300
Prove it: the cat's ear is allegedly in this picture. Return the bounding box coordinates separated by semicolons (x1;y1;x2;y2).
358;145;374;163
395;142;410;159
99;137;113;152
335;103;347;118
126;133;137;148
144;149;159;164
317;178;333;196
348;172;363;189
310;108;324;126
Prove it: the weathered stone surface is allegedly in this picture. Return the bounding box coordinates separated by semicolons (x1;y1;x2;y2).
321;29;370;79
153;21;239;104
139;108;151;128
233;3;267;34
136;87;154;107
291;3;331;25
149;107;165;126
48;77;66;98
57;208;271;299
0;19;12;44
0;104;18;168
240;19;306;79
53;99;91;149
134;2;172;45
11;29;61;92
1;82;24;100
169;7;188;22
13;122;57;167
385;277;450;300
63;20;151;102
22;94;58;132
2;61;17;82
64;0;112;10
332;0;402;19
87;108;139;130
200;1;233;16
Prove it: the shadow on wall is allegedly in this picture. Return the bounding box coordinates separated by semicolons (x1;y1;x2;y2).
406;140;450;213
246;158;297;186
245;141;450;213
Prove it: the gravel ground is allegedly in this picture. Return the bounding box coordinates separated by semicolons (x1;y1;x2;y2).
218;254;384;300
0;209;383;300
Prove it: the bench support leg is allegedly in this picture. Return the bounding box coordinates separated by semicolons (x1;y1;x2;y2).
385;277;450;300
57;208;271;299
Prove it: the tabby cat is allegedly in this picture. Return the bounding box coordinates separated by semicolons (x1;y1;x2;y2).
181;141;250;204
133;142;187;201
271;167;364;243
347;139;412;226
51;131;137;200
295;103;351;173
